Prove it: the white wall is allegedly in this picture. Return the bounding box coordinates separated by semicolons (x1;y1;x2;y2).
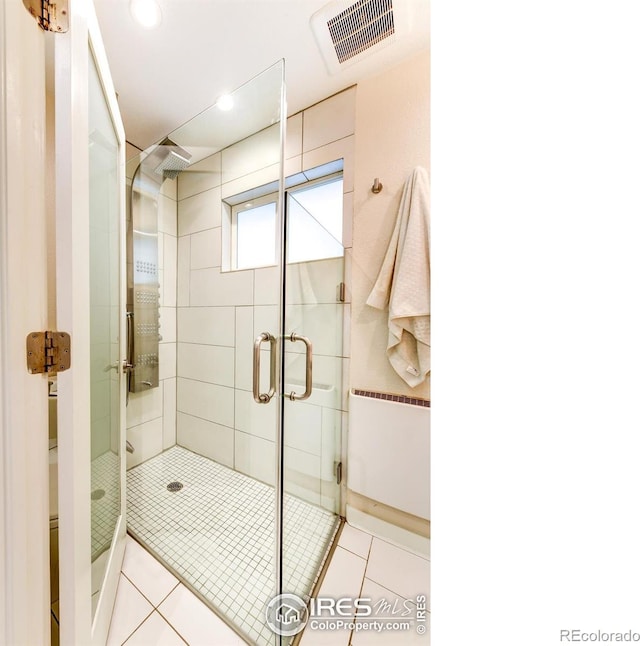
125;170;177;468
345;49;430;543
351;49;430;401
348;394;430;519
175;88;355;512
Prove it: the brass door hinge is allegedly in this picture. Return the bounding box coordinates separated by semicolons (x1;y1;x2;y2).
22;0;69;33
26;331;71;374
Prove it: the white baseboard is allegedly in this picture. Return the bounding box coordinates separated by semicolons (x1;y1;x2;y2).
346;504;430;559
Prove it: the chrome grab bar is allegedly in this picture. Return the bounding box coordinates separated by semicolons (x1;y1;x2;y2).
284;333;313;401
253;332;276;403
104;360;133;373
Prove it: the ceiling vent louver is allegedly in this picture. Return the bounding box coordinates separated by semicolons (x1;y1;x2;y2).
311;0;408;75
328;0;394;63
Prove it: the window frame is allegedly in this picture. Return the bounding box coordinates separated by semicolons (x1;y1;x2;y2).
228;170;344;271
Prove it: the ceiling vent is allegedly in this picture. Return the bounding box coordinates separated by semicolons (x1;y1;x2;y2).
311;0;408;75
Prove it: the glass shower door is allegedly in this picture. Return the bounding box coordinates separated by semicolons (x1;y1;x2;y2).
54;5;127;643
121;58;344;646
88;45;126;625
277;175;346;638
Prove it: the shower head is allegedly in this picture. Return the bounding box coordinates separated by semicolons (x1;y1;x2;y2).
152;138;191;180
154;150;190;180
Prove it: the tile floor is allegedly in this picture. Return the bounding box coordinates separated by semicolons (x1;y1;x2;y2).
108;524;430;645
127;446;339;645
299;524;430;646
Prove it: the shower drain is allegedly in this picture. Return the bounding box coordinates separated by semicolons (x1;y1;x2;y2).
166;481;183;492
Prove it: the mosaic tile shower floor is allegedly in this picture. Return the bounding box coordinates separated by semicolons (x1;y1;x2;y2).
127;446;339;645
91;450;121;561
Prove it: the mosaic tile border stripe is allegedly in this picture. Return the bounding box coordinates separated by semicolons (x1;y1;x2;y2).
352;388;431;407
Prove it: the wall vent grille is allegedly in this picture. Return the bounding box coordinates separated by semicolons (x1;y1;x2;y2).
327;0;395;64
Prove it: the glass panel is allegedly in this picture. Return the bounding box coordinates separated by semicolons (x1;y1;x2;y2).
288;176;344;254
286;176;344;264
121;62;346;645
281;189;345;641
88;48;121;616
125;61;285;646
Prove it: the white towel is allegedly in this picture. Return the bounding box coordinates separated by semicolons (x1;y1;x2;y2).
366;166;430;387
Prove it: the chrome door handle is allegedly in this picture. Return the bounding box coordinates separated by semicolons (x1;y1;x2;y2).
126;311;134;405
253;332;276;403
284;333;312;401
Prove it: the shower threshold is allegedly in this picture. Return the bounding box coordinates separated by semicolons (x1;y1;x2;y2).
127;445;340;646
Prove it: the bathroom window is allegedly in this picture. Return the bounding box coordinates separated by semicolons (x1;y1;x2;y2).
230;172;343;270
233;193;278;270
287;174;344;264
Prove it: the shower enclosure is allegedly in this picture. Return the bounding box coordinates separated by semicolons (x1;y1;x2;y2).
125;61;347;645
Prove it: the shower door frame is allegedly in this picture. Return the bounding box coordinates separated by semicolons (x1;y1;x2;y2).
274;67;288;613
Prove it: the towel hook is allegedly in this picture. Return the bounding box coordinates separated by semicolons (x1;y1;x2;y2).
371;178;383;194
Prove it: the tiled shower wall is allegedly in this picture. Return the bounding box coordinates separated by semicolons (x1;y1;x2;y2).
125;161;178;468
174;87;355;512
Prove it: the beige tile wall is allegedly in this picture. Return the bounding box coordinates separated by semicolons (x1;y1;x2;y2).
174;88;355;512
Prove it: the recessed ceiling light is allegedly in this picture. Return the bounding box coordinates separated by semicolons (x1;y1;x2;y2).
130;0;162;29
216;94;234;111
